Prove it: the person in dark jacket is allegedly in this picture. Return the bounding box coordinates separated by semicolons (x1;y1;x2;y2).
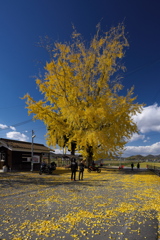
131;162;134;170
79;161;85;180
71;158;78;181
41;161;47;170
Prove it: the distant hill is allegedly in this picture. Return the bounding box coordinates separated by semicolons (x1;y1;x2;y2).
126;154;160;161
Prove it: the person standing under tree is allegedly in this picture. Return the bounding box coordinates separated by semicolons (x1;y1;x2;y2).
79;161;85;180
71;158;78;181
131;162;134;170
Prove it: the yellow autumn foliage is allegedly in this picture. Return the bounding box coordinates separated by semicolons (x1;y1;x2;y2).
23;23;143;160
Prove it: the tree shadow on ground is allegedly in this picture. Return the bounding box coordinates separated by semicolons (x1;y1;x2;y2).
103;168;158;176
0;169;158;194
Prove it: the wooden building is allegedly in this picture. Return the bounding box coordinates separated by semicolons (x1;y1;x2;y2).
50;153;82;167
0;138;53;171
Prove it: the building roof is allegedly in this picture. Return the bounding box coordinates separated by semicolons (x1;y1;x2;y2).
0;138;53;153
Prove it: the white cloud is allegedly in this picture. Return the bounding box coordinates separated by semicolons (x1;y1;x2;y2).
54;148;80;155
6;132;29;141
10;126;16;131
122;104;160;157
143;137;150;143
54;148;65;154
123;142;160;157
129;133;145;142
133;103;160;133
0;124;16;131
0;124;8;129
54;148;72;154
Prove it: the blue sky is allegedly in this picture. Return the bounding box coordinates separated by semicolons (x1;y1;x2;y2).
1;0;160;157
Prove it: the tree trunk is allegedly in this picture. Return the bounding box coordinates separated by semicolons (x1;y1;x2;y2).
71;141;76;155
86;145;93;167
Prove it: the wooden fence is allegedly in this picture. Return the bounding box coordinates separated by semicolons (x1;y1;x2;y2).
147;165;160;176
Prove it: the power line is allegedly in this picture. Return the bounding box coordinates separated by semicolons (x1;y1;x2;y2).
121;57;160;104
124;57;160;78
0;119;33;131
122;57;160;91
25;126;46;133
0;104;24;110
11;119;33;128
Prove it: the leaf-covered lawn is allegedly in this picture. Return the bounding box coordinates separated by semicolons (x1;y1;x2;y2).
0;169;159;239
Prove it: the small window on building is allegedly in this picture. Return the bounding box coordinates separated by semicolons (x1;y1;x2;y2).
0;152;5;161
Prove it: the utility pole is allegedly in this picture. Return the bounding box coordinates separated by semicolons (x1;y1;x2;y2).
31;130;36;172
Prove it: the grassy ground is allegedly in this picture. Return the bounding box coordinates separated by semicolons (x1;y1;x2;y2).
103;160;160;168
0;169;160;240
138;162;160;168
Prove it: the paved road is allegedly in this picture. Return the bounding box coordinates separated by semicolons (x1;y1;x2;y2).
0;169;159;240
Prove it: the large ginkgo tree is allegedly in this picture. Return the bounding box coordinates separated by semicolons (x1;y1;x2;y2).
23;24;143;165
